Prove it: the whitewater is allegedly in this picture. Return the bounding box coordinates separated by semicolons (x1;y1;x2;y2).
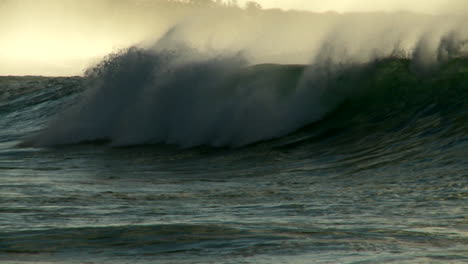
1;5;468;264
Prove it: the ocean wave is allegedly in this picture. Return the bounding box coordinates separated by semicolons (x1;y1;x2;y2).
16;33;468;148
18;46;332;147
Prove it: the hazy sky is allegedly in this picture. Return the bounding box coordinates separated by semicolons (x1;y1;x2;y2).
1;0;466;76
245;0;466;13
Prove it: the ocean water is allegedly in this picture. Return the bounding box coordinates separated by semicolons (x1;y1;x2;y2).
0;49;467;263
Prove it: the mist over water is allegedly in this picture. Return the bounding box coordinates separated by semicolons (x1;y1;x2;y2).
19;5;468;147
1;0;468;75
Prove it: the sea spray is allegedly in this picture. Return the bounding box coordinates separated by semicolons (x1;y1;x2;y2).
18;11;468;148
21;44;338;147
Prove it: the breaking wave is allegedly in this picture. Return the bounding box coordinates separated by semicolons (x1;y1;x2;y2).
18;32;468;149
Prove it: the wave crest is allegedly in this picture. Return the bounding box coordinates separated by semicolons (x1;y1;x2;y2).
20;29;468;148
23;45;345;147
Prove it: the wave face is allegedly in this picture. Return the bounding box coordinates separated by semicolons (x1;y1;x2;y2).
17;41;468;149
280;57;468;146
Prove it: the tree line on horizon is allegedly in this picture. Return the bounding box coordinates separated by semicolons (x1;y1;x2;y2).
167;0;262;10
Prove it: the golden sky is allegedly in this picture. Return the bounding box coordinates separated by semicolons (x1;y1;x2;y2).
244;0;466;14
0;0;466;76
